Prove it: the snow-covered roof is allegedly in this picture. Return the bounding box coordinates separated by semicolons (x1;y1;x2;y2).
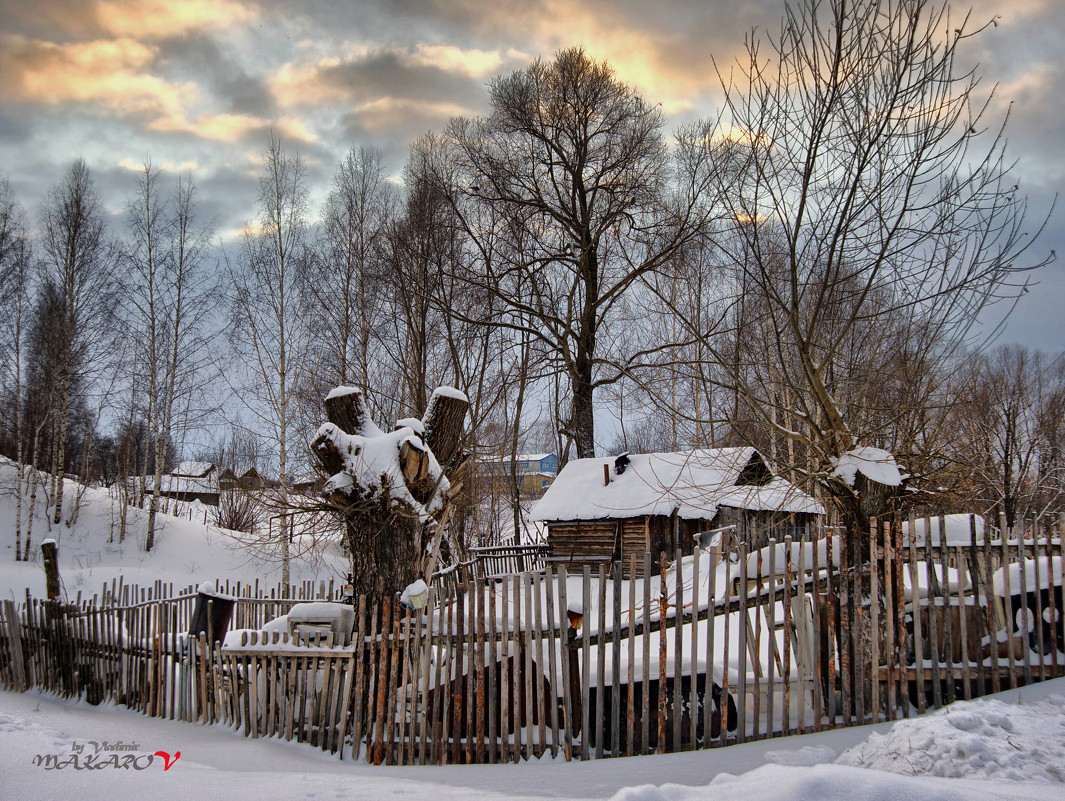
143;473;218;495
172;461;215;478
532;447;824;522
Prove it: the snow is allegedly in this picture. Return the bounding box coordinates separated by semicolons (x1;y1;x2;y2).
992;556;1064;595
0;456;347;601
830;447;903;488
430;385;469;403
317;420;450;522
903;514;985;546
533;448;823;522
3;677;1064;800
171;461;214;478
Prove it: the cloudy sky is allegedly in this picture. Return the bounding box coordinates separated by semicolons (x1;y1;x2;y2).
1;0;1061;349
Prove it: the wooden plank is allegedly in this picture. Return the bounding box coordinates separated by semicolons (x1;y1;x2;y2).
939;515;956;706
582;566;592;761
719;547;731;746
907;517;926;715
476;579;488;764
704;544;718;746
523;574;536;761
450;589;464;766
955;545;972;701
498;579;510;764
1045;522;1059;677
350;596;368;760
1001;512;1019;691
923;516;942;710
1017;523;1033;685
781;538;793;736
1032;524;1047;682
367;600;384;763
486;581;499;764
839;532;852;726
673;548;684;751
657;554;667;754
752;545;763;739
544;567;560;760
533;572;547;758
557;567;574;762
883;521;899;719
596;564;607;759
870;519;880;724
627;554;637;756
642;552;651;754
981;520;1001;695
820;535;833;728
689;546;701;748
416;594;435;766
431;596;448;765
736;542;748;742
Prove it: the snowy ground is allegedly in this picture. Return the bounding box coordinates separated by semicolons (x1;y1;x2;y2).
0;679;1063;801
0;457;348;601
4;460;1065;799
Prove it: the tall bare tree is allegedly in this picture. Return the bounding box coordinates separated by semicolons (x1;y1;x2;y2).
0;177;33;558
229;135;312;585
301;146;396;423
951;347;1065;528
653;0;1053;540
122;161;216;551
38;159;116;527
426;47;724;462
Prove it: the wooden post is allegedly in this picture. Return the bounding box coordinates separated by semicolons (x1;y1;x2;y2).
41;540;60;601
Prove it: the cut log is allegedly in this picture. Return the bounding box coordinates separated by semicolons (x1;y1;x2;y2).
422;388;469;470
324;386;374;436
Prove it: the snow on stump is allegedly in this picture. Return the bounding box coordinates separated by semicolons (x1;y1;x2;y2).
312;386;469;599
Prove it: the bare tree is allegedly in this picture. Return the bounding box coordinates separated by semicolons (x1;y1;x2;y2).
0;177;33;558
301;145;397;423
951;347;1065;528
38;159;116;527
426;47;723;462
652;0;1053;540
122;161;216;551
229;135;313;585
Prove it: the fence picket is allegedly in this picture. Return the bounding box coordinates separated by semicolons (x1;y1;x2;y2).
8;523;1065;766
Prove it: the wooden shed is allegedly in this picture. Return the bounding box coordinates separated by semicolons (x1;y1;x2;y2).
532;447;823;578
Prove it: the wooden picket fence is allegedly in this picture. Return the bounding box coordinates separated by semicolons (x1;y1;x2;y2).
1;516;1063;764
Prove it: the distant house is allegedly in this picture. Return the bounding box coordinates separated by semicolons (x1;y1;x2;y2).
218;465;268;492
143;461;220;506
532;447;824;577
479;453;559;497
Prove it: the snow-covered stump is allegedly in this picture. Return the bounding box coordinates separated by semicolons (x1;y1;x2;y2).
312;386;469;599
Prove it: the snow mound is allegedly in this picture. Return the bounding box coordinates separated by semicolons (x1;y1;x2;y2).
830;447;903;487
836;695;1065;783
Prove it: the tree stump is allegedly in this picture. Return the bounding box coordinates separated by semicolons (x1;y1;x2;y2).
312;386;469;598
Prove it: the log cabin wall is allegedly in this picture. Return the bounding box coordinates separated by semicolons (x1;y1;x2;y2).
547;510;819;578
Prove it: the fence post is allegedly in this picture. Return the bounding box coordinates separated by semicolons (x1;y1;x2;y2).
1;600;27;691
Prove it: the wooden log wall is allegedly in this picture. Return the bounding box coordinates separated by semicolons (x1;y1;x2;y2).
1;518;1064;763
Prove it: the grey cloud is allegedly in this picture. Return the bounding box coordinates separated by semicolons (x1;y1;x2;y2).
155;34;278;118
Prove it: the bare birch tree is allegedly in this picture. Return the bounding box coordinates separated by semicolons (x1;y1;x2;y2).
38;159;116;527
229;135;312;585
122;161;216;551
0;178;33;558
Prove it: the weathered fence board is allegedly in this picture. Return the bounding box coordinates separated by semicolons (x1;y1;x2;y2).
3;519;1065;764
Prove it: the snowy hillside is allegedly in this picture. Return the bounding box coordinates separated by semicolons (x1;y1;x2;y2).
0;457;348;601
